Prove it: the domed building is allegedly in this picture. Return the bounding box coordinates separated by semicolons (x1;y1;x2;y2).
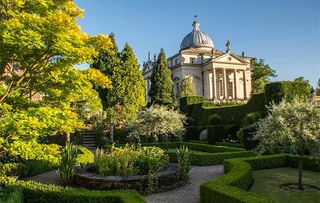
143;18;252;103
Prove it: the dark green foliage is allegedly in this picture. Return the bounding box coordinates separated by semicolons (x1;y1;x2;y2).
236;124;260;150
58;144;78;185
208;114;222;125
185;117;195;126
207;125;239;145
264;81;311;105
91;33;120;110
91;35;146;112
149;49;174;105
113;128;130;143
0;185;22;203
168;151;256;166
176;145;192;180
199;154;320;203
21;160;57;177
1;180;145;203
243;112;261;126
179;96;203;115
215;142;244;149
287;155;320;172
251;58;276;94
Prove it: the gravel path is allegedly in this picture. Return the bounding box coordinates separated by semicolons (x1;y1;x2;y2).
25;165;224;203
145;165;224;203
23;170;62;186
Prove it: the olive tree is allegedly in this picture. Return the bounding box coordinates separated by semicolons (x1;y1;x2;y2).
254;98;320;190
129;105;186;144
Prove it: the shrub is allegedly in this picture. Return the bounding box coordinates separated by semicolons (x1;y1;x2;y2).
199;129;208;141
237;123;260;150
58;144;78;185
96;145;169;176
0;163;23;177
176;145;191;181
185;117;195;126
207;125;228;144
0;180;145;203
208;114;222;125
76;146;94;165
243;112;261;126
0;185;22;203
129;105;186;142
21;160;56;177
179;96;203;115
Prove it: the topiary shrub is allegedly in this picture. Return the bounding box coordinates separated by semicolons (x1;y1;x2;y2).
237;123;260;150
243;112;261;126
208;114;222;125
185;117;195;126
199;129;208;141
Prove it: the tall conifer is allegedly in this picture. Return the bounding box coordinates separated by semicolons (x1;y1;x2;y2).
149;49;173;105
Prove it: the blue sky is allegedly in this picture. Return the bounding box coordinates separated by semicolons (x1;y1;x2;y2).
75;0;320;87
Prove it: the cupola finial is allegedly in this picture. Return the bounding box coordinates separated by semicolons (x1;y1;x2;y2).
192;15;200;31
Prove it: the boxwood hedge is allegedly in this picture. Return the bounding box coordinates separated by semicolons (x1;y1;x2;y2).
200;154;320;203
0;180;145;203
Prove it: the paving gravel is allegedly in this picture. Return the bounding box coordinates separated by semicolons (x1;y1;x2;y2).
145;165;224;203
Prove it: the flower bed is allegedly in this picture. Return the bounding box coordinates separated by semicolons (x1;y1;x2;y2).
74;163;180;192
199;154;320;203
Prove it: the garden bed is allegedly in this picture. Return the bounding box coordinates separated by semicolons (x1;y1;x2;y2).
200;154;320;203
74;163;180;193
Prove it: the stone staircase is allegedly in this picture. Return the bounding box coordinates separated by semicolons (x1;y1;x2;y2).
81;130;97;151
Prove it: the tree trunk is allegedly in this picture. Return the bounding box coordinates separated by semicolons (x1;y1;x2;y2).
110;124;114;143
66;133;70;145
298;144;305;190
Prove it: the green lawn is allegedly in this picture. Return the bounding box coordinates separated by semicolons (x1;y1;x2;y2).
250;167;320;203
166;148;213;155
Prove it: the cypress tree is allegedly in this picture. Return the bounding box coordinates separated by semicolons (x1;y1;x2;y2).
110;43;146;113
149;49;174;105
90;33;120;109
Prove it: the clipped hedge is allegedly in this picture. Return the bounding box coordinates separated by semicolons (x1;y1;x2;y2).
1;180;145;203
0;185;22;203
207;125;239;144
200;154;320;203
168;150;256;166
179;96;203;116
265;81;311;104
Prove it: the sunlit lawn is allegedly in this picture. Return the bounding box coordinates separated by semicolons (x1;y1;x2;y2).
250;167;320;203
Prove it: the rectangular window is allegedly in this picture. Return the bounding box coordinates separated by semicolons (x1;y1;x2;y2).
175;58;178;65
176;82;180;94
190;57;195;64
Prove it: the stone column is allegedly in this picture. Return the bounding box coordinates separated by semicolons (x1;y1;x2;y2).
212;67;216;99
233;69;237;99
223;68;227;99
243;70;247;99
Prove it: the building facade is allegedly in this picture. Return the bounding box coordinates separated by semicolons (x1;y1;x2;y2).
143;19;252;103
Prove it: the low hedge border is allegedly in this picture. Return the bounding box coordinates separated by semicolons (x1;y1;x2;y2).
0;185;22;203
0;179;145;203
0;146;94;178
200;154;320;203
168;151;256;166
140;142;254;166
187;140;244;149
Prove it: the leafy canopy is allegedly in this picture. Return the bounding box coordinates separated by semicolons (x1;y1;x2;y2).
251;58;276;94
255;98;320;156
129;105;186;141
0;0;113;104
178;76;196;98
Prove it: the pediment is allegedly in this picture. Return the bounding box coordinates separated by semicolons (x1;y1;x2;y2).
212;53;248;65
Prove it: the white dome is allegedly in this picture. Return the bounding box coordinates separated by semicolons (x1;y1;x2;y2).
180;20;214;51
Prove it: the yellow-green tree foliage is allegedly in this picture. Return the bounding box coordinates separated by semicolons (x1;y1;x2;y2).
178;76;196;98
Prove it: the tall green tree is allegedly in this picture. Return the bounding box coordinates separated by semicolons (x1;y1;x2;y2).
110;43;146;112
251;58;276;94
178;76;196;98
91;33;120;109
149;49;173;105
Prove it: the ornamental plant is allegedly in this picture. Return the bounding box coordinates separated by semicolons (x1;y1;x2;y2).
95;145;169;176
129;105;186;142
254;98;320;190
58;144;79;185
176;145;191;181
